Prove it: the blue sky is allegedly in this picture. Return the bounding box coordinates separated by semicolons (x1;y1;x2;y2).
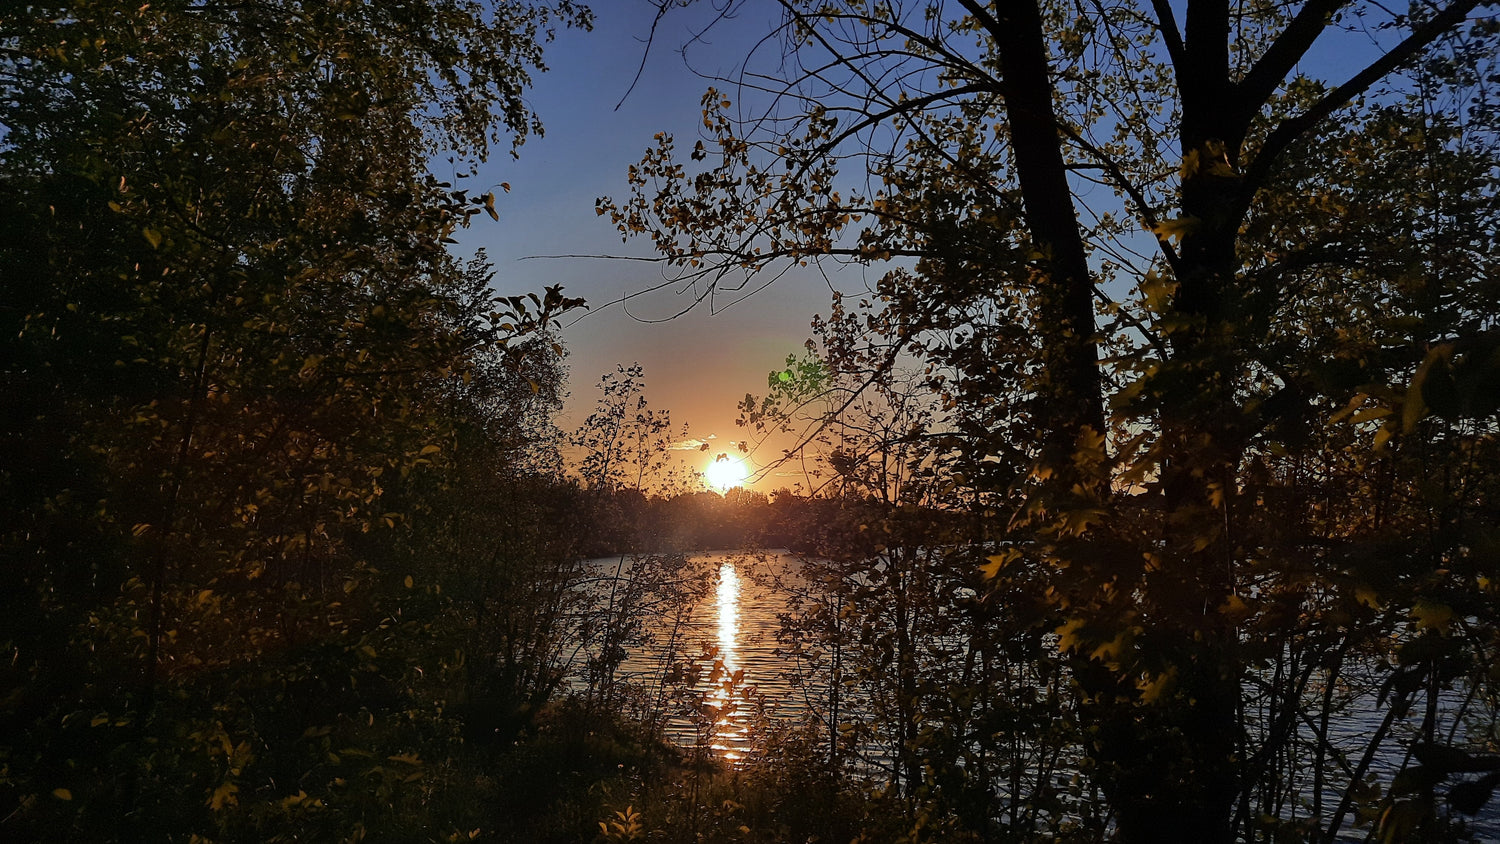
449;1;854;485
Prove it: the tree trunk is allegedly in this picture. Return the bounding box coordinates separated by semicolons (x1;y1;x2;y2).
981;0;1106;470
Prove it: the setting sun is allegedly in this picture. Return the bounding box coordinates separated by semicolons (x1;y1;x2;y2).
704;454;750;491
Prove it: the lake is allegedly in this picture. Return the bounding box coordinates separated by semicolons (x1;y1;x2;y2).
591;550;1500;840
597;550;800;762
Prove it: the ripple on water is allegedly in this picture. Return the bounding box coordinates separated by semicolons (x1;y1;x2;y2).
604;551;1500;839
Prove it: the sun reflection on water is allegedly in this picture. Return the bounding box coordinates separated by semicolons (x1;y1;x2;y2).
716;562;739;673
710;561;748;760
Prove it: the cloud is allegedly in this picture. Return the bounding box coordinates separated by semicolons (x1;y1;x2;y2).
667;434;717;451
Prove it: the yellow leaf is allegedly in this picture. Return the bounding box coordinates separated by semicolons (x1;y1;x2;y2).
1137;667;1177;703
419;444;441;455
1055;618;1087;653
1350;406;1392;424
1179;149;1202;179
52;788;72;801
1404;345;1453;432
1218;593;1252;624
1138;274;1177;314
1190;525;1221;552
403;575;413;589
1149;216;1200;244
1411;600;1453;632
1076;425;1105;453
1090;631;1130;663
209;781;238;810
1330;393;1368;423
1060;507;1107;537
1208;482;1226;510
981;549;1019;580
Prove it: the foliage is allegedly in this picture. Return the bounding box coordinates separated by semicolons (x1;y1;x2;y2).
0;1;592;839
601;0;1500;840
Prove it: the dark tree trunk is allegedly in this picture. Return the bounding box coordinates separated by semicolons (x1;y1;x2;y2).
976;0;1107;473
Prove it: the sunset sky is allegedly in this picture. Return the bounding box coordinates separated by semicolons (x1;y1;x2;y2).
446;1;1385;494
451;1;860;490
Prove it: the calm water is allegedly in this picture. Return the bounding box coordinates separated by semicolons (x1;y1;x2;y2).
606;550;798;761
596;550;1499;840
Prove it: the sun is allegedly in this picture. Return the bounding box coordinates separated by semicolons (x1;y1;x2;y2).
704;454;750;491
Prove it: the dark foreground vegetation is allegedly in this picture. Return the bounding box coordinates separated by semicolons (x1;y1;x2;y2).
4;1;1500;843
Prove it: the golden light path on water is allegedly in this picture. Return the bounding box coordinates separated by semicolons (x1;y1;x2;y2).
711;561;748;760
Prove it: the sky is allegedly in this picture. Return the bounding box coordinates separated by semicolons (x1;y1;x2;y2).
450;1;855;490
447;1;1409;492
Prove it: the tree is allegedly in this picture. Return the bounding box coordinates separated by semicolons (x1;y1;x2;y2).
601;1;1499;840
567;365;718;721
574;363;691;499
0;2;590;838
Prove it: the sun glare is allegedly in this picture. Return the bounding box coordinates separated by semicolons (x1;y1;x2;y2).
705;454;750;491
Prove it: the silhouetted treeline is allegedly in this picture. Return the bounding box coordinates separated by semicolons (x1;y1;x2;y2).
571;485;969;557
